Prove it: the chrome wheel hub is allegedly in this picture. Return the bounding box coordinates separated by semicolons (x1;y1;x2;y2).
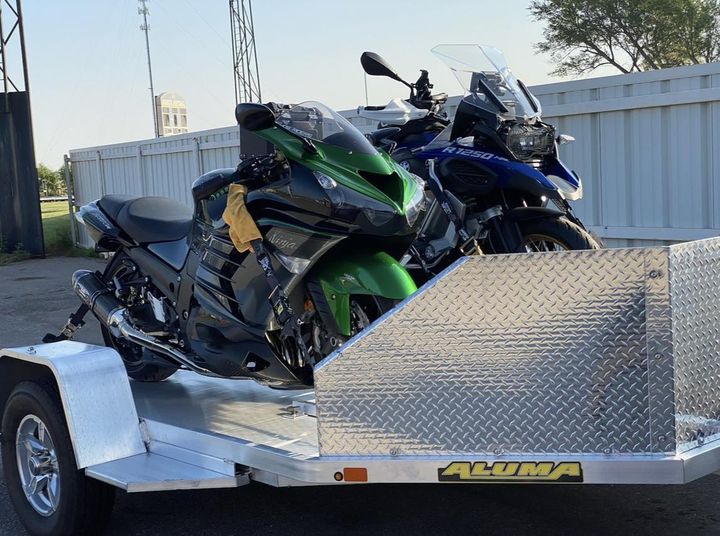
15;415;60;516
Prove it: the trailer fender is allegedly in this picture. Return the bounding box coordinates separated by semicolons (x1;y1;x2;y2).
0;341;145;468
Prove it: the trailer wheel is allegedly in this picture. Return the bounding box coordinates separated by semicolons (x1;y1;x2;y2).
1;381;115;536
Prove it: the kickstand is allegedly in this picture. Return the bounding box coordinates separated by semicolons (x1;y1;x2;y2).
42;303;90;344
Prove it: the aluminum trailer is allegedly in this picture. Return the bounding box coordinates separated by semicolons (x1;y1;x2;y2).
3;238;720;535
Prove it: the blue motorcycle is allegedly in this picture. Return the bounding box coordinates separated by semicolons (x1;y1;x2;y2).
360;45;599;280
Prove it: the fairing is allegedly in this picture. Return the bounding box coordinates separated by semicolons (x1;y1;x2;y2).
431;44;541;119
416;140;565;199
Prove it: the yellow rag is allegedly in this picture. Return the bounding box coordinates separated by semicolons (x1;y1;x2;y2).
222;183;262;253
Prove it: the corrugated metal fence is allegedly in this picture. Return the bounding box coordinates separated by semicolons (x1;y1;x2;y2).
70;127;241;247
70;62;720;248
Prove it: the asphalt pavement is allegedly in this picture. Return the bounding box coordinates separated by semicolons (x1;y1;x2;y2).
1;257;720;535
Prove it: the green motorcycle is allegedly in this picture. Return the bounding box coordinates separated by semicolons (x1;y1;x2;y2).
67;100;426;387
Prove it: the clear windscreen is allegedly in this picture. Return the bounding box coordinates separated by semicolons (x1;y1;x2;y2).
275;101;380;155
431;45;541;119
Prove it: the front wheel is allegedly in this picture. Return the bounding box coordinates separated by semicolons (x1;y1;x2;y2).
485;216;600;253
518;216;601;252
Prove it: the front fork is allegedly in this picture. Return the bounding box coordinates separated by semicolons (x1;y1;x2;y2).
425;159;483;256
474;205;519;253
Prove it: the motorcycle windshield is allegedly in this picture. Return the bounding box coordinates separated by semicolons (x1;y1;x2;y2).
431;44;541;120
275;101;380;156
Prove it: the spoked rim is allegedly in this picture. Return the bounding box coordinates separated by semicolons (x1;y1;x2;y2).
15;414;61;517
523;233;571;252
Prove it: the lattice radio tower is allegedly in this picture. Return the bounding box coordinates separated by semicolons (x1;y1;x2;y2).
229;0;261;104
0;0;30;102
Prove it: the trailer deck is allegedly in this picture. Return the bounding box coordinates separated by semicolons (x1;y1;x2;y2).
4;237;720;503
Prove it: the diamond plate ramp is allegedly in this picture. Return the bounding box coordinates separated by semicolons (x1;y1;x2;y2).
314;240;720;457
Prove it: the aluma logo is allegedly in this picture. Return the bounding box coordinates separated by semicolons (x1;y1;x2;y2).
438;461;583;483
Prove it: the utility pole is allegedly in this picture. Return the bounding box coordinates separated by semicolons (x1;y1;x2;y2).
138;0;159;137
229;0;261;104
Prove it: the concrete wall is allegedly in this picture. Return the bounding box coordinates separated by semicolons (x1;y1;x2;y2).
70;62;720;248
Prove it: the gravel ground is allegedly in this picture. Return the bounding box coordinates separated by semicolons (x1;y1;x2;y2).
1;257;720;535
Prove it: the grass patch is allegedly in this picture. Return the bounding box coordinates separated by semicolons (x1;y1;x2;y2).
41;201;97;257
0;248;31;266
42;201;75;255
0;202;96;264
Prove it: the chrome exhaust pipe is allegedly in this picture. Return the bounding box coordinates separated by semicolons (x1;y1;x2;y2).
106;310;222;377
71;270;221;377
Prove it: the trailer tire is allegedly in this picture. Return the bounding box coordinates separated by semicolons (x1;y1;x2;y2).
1;381;116;536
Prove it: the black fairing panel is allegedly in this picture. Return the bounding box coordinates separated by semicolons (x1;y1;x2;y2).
192;219;342;329
127;247;180;302
248;163;415;238
504;173;562;200
186;287;303;383
147;238;190;271
192;168;238;202
438;158;499;196
78;201;124;250
451;97;501;140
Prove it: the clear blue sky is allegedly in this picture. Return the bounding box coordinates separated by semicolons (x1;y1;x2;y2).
22;0;594;167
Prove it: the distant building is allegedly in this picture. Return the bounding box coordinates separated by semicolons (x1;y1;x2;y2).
155;91;188;136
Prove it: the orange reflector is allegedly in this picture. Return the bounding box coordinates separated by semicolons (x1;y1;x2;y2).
343;467;368;482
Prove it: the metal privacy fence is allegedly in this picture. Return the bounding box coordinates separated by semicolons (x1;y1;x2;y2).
70;62;720;248
70;127;241;247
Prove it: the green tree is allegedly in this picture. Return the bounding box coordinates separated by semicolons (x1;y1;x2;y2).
529;0;720;76
37;163;66;197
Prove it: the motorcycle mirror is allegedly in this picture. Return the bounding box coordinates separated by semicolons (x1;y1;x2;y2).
235;103;275;131
557;134;576;145
361;52;412;88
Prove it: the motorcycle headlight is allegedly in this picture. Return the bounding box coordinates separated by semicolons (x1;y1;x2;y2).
546;174;583;201
505;124;555;160
405;173;427;226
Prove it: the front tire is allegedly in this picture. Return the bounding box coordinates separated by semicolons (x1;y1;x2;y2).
518;216;601;252
1;382;115;536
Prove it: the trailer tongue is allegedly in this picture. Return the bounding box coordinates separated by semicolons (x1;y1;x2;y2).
4;237;720;533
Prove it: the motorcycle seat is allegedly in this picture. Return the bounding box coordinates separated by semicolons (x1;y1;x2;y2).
97;195;193;244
